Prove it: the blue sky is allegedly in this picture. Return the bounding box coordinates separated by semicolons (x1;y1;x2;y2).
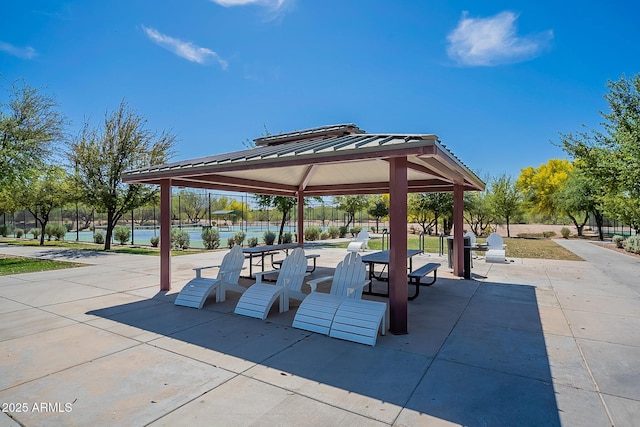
3;0;640;181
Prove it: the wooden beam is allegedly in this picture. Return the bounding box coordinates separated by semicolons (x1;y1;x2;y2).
160;179;172;291
453;183;465;277
389;156;408;334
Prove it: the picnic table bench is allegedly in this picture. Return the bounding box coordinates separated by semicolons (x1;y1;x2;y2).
407;262;440;300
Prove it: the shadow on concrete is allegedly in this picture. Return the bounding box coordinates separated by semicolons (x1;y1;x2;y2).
88;277;561;425
33;248;115;260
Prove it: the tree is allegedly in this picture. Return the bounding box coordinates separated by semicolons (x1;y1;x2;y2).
175;190;207;223
333;195;370;228
464;191;494;236
490;174;522;237
408;192;453;234
68;100;175;250
560;73;640;237
0;80;66;190
517;159;572;221
13;166;72;245
255;195;296;244
553;170;592;236
367;197;388;233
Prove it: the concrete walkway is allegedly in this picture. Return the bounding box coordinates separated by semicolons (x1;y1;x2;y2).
0;240;638;426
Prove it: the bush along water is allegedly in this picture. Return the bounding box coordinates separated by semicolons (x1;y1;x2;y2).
612;235;625;248
114;226;131;245
201;227;220;250
623;235;640;254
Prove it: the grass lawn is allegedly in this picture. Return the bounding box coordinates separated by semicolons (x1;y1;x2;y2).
0;254;85;276
333;235;582;261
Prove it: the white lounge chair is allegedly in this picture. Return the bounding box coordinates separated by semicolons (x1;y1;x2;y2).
174;245;245;309
234;247;309;320
292;252;370;335
485;232;507;263
347;229;370;252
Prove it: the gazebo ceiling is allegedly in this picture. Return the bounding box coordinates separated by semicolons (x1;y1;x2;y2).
122;124;485;196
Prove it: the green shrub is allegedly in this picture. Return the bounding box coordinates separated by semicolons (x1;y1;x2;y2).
0;224;14;237
338;226;349;238
304;226;322;241
171;228;190;250
543;231;556;238
612;235;625;248
282;232;293;244
327;226;340;239
45;223;66;241
233;231;246;246
247;237;258;247
64;222;74;232
263;231;276;245
150;236;160;247
560;227;571;239
320;231;330;240
114;226;131;245
94;231;105;244
30;228;40;239
15;229;24;238
350;226;363;237
623;235;640;254
201;227;220;250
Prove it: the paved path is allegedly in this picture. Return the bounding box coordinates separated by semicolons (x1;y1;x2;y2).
0;240;639;426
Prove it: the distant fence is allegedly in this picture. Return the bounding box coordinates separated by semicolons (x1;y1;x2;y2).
589;214;637;238
0;189;386;245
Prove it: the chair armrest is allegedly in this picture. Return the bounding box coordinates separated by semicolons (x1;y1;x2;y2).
347;280;371;297
193;265;221;278
254;269;279;284
306;275;334;292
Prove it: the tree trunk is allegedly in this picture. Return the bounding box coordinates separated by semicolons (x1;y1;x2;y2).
593;210;604;241
506;216;511;237
277;210;288;244
39;220;46;246
105;210;114;250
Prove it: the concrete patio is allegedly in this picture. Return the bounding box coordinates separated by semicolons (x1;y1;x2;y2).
0;239;638;426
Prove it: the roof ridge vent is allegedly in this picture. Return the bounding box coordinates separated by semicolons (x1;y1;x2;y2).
254;123;364;146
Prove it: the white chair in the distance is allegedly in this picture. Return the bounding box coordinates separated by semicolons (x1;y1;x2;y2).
347;229;370;252
485;232;507;263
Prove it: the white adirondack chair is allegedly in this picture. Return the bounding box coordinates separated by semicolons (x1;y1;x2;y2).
485;232;507;263
293;252;370;334
347;229;370;252
234;247;309;320
174;245;245;309
293;252;387;346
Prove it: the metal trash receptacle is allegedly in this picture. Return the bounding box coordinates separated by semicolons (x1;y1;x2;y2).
447;236;472;278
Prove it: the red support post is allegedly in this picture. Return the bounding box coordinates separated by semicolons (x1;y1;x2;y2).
389;157;408;334
297;192;304;245
160;180;172;291
453;183;464;277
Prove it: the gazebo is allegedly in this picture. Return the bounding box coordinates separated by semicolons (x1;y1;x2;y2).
122;124;485;334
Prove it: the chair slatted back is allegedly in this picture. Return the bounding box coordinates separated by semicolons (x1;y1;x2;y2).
276;247;308;292
331;252;366;299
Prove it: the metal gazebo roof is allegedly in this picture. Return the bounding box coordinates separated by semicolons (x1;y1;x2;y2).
122;124;484;195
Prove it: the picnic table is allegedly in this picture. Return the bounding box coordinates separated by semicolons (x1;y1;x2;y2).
242;243;301;278
361;249;423;297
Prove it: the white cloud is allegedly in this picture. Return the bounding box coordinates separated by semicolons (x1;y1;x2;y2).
210;0;292;21
211;0;287;8
0;41;37;59
446;11;553;66
142;26;228;69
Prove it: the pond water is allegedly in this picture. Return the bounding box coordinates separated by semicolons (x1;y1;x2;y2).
64;226;293;249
